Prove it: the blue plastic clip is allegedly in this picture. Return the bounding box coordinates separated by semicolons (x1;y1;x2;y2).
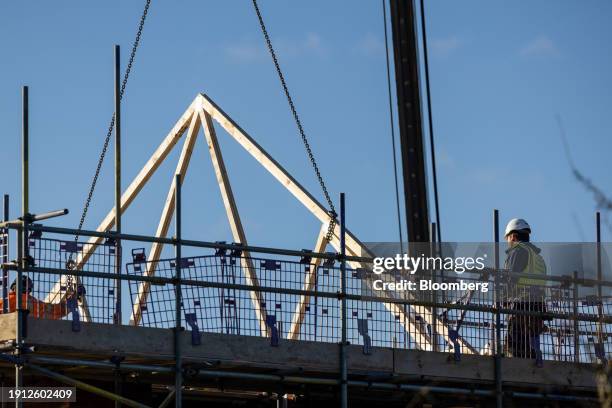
533;335;543;367
265;315;279;347
131;248;146;263
66;297;80;332
449;329;461;361
170;258;194;268
60;241;81;254
357;319;372;355
262;260;281;271
184;313;201;346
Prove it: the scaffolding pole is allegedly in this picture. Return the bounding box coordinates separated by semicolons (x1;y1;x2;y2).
174;174;183;408
114;44;123;326
339;193;348;408
26;363;150;408
15;85;30;408
596;212;605;363
573;270;580;363
20;355;600;404
493;209;502;408
113;44;123;408
430;222;439;352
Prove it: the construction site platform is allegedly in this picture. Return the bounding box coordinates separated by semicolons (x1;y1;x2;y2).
0;314;603;403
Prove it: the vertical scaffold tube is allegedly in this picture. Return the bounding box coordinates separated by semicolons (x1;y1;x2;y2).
114;44;122;326
16;85;30;408
493;209;502;408
174;174;183;408
596;212;604;358
339;193;348;408
113;45;123;408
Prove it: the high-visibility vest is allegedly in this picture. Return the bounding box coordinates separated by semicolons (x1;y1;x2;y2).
0;292;67;319
511;242;547;287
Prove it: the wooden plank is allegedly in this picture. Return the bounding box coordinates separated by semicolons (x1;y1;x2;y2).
44;99;199;315
199;108;268;337
129;112;201;325
287;223;328;340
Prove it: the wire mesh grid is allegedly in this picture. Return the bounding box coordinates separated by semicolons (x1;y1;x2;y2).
25;234;117;323
125;255;611;363
127;252;439;347
0;229;606;364
126;250;345;341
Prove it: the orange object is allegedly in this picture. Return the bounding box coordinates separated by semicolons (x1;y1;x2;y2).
0;292;68;320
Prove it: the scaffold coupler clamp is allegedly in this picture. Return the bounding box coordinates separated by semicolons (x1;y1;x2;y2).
110;354;124;371
184;312;201;346
266;315;279;347
449;329;461;361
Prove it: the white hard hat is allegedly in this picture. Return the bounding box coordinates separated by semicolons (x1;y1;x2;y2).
504;218;531;237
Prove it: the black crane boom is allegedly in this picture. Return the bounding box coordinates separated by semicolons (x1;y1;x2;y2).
389;0;430;243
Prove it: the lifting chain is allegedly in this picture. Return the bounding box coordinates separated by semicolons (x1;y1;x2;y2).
252;0;338;243
68;0;152;276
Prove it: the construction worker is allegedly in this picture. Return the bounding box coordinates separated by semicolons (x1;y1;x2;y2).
0;275;78;319
503;218;547;359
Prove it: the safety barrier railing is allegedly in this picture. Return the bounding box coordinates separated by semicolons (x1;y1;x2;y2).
0;223;610;366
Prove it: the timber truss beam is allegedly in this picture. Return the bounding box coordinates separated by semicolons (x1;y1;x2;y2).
43;93;476;354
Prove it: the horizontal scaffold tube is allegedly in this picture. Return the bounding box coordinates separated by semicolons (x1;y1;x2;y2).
4;223;611;289
19;224;372;264
8;264;612;324
25;356;599;403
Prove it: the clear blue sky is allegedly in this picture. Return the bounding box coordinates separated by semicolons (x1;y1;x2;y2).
1;0;611;252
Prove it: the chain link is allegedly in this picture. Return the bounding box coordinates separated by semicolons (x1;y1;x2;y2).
252;0;338;242
69;0;152;270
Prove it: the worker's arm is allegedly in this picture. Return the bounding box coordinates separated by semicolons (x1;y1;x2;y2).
505;246;528;273
505;246;528;289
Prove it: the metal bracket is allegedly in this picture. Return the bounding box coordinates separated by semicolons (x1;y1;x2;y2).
184;313;201;346
131;248;146;263
322;254;336;268
299;249;312;265
266;315;279;347
262;260;281;271
61;241;82;254
28;228;42;240
214;241;227;257
357;319;372;355
449;329;461;361
229;243;242;258
170;258;194;268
